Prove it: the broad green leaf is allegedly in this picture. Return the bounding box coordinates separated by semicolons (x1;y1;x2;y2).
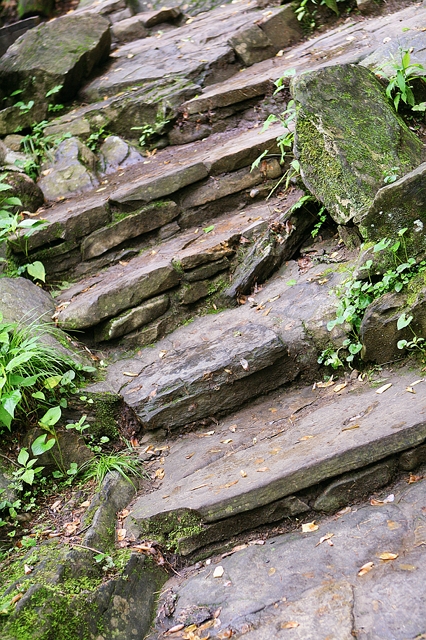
26;261;46;283
31;434;56;456
5;351;33;371
39;405;61;427
17;448;30;466
43;375;62;389
203;225;215;234
397;313;412;330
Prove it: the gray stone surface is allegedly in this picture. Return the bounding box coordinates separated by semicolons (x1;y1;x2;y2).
95;293;170;340
98;135;143;175
292;64;423;225
38;137;99;201
125;367;426;547
0;13;111;105
148;473;426;639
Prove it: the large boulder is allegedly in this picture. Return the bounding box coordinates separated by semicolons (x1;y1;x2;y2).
0;170;44;212
292;64;423;225
0;14;111;105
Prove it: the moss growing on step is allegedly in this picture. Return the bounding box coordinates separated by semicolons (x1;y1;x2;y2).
136;509;204;553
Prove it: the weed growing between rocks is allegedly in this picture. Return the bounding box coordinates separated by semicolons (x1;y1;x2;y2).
319;228;426;368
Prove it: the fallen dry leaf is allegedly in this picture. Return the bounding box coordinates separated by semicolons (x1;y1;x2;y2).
370;494;394;506
387;520;401;530
217;630;234;639
166;623;185;634
64;519;80;536
281;621;299;629
10;593;23;605
269;407;278;413
256;467;270;472
154;468;165;480
302;521;319;533
298;435;314;441
240;358;250;371
405;386;416;394
123;371;139;377
220;439;233;444
117;528;126;541
80;500;91;508
378;552;398;561
24;564;32;575
186;452;195;459
398;564;417;571
315;532;334;547
240;470;247;478
358;561;374;576
341;424;360;432
213;565;224;578
229;424;237;432
159;350;167;359
407;474;424;483
375;383;392;394
222;544;248;558
268;567;276;576
316;376;334;388
333;382;347;393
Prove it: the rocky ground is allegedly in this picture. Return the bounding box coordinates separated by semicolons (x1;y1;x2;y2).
0;0;425;637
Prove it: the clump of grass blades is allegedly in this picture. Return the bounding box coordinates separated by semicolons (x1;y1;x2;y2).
80;450;145;487
0;314;85;430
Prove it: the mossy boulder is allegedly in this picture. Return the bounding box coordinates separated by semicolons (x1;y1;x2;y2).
356;163;426;259
0;14;111;105
1;171;44;213
292;64;423;225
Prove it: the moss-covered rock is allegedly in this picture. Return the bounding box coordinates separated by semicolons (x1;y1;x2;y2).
292;64;423;225
0;14;111;105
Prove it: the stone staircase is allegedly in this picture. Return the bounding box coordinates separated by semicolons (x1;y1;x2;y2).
2;0;426;637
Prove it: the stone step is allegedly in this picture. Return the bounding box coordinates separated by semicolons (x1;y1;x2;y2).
20;122;285;259
53;194;304;333
86;246;349;419
124;366;426;555
172;2;426;143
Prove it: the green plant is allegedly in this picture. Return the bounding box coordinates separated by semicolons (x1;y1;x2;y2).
375;48;426;112
131;110;170;148
80;449;144;487
319;228;426;368
396;312;426;358
86;126;108;152
289;194;328;238
293;0;342;31
383;166;400;184
16;121;72;180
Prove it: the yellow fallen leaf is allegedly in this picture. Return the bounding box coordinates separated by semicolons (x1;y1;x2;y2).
375;383;392;394
240;470;247;477
302;521;319;533
398;564;417;571
407;473;424;483
80;500;91;508
316;376;334;388
166;623;184;633
159;350;167;359
256;467;270;472
358;561;374;576
299;435;314;441
281;621;299;629
268;567;276;576
116;528;126;541
220;439;233;444
315;532;334;547
154;468;165;480
184;624;198;633
123;371;138;377
269;407;278;413
213;565;224;578
186;452;195;459
406;386;416;394
378;552;398;561
333;382;347;393
342;424;360;432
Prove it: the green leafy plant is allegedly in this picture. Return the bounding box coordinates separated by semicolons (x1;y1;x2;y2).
294;0;342;31
375;48;426;112
319;228;426;368
383;166;400;184
289;194;328;238
86;126;108;152
396;312;426;358
131;110;170;148
16;121;72;180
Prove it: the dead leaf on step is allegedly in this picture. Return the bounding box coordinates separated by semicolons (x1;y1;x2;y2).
370;494;394;506
268;567;276;576
281;621;299;629
222;544;248;558
154;468;165;480
358;561;374;576
123;371;138;377
375;383;392;394
341;424;360;432
220;439;233;444
223;480;238;488
302;521;319;533
229;424;237;432
189;484;208;491
316;376;334;388
149;389;157;398
240;358;249;371
213;565;224;578
410;379;424;386
256;467;269;472
240;470;247;478
263;308;271;316
200;430;215;437
315;532;334;547
298;435;314;442
377;552;398;561
406;386;416;394
165;623;184;634
64;519;80;536
333;382;347;393
334;506;351;518
10;593;23;605
24;564;32;575
186;452;195;459
117;528;126;541
51;499;62;512
398;564;417;571
269;407;278;413
407;473;424;483
159;350;167;359
80;500;91;508
387;520;400;530
255;458;265;465
217;630;234;639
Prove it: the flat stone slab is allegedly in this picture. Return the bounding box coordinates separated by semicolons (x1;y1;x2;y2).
125;367;426;541
54;201;283;329
148;471;426;639
180;2;426;117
